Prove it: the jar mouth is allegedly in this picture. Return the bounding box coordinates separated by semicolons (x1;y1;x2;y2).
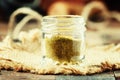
42;15;85;23
43;15;84;18
42;15;86;32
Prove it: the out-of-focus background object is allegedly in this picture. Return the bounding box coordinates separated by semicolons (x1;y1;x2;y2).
0;0;46;21
0;0;120;21
0;0;120;45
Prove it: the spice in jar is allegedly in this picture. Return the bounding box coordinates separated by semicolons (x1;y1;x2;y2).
45;35;81;63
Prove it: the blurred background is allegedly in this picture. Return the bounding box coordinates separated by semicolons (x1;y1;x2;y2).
0;0;120;21
0;0;120;45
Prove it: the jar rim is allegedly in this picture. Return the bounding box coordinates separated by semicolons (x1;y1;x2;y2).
42;15;85;25
42;15;86;32
43;15;83;18
42;15;84;19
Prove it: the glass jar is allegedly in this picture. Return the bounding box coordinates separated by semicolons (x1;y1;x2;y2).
41;15;86;63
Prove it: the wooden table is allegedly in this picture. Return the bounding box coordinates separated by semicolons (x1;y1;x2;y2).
0;70;120;80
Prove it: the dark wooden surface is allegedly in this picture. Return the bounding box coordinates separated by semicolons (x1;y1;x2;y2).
0;70;120;80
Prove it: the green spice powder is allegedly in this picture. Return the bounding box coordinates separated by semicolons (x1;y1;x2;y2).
45;35;81;62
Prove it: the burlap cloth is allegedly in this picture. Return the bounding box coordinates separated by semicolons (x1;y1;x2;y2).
0;28;120;75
